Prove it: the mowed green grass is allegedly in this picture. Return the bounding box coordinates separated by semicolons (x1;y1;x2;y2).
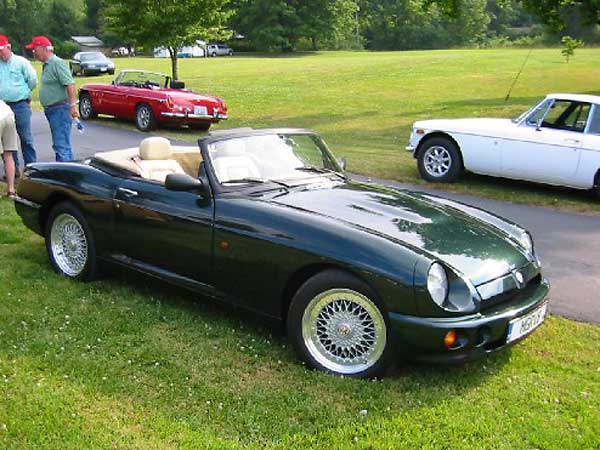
1;190;599;448
30;48;600;213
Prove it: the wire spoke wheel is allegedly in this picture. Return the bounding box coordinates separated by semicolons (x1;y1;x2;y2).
302;288;386;375
50;213;89;277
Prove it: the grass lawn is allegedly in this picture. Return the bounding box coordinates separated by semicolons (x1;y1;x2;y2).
1;185;599;448
27;48;600;213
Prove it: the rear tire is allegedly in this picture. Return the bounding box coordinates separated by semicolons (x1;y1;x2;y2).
45;202;98;281
287;269;394;378
593;170;600;199
417;137;463;183
135;103;157;132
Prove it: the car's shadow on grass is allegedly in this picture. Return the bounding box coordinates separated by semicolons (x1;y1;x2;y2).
104;264;512;380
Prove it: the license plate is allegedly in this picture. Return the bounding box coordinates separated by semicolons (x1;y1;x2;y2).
194;105;208;116
100;68;107;72
506;302;548;344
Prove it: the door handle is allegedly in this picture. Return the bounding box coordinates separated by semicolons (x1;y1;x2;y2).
118;187;138;197
564;138;580;144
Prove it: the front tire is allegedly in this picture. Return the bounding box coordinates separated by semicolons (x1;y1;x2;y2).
417;137;463;183
79;93;97;120
45;202;98;281
135;103;157;132
287;270;393;378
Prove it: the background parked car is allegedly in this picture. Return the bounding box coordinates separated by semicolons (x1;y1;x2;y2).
407;93;600;195
70;51;115;76
78;69;228;132
207;44;233;57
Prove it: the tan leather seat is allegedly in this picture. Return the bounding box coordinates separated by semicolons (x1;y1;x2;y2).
137;137;185;183
212;138;261;182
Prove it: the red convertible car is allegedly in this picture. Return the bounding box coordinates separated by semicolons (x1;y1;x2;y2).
78;70;228;132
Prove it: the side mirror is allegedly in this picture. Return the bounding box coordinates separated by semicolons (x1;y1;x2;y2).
338;157;347;171
111;80;115;85
165;173;205;193
170;80;185;89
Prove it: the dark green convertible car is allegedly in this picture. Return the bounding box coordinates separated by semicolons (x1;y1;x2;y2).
15;128;549;378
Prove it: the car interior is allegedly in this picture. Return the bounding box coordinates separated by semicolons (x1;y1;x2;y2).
93;137;202;183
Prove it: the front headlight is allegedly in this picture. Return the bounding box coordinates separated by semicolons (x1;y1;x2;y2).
427;262;448;307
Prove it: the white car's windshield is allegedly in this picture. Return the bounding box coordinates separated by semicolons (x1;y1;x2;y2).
512;98;549;124
208;134;343;185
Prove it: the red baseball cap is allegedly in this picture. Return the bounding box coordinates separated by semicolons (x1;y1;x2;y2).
25;35;52;49
0;35;9;48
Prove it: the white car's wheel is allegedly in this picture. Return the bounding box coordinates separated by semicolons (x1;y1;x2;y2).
287;270;393;378
417;137;463;183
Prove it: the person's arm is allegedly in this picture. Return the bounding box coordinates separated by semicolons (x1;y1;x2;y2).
23;58;37;91
66;84;78;118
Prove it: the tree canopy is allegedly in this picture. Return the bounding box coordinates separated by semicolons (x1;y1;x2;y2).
103;0;231;79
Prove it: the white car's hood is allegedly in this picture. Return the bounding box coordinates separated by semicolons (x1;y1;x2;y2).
414;118;515;135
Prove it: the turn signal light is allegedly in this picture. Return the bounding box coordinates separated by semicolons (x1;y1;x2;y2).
444;330;457;348
166;95;174;108
416;128;425;135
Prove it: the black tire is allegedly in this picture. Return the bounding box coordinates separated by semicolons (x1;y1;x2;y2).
593;170;600;199
135;103;157;132
70;64;76;76
79;92;97;120
45;202;98;281
81;68;87;77
287;269;394;378
191;122;211;132
211;52;217;57
108;70;115;75
228;50;233;56
417;136;463;183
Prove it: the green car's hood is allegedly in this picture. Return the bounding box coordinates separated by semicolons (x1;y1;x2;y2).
272;181;529;286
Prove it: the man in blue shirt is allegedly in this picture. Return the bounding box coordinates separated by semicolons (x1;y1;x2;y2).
0;34;38;174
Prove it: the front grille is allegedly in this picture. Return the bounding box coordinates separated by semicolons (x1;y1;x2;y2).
479;274;542;311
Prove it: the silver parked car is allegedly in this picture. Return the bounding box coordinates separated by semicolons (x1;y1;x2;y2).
206;44;233;57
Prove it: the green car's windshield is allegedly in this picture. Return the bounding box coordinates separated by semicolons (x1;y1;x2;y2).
208;134;344;185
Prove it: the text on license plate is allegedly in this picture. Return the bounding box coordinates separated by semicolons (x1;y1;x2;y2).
194;106;208;115
506;302;548;344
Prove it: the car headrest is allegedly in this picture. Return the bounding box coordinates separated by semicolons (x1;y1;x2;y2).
139;137;172;160
218;138;246;157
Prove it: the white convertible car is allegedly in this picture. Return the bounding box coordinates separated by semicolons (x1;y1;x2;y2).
406;93;600;194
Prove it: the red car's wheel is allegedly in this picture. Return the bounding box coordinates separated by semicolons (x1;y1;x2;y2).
79;93;97;120
135;103;157;132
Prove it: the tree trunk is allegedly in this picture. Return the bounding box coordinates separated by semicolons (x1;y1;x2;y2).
312;36;318;51
168;46;179;80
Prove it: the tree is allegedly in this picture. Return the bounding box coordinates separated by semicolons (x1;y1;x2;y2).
0;0;47;54
561;35;583;61
85;0;103;34
104;0;231;79
359;0;490;50
521;0;599;30
230;0;356;52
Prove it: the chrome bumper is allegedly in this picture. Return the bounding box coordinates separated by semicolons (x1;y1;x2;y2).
406;145;416;152
160;112;228;120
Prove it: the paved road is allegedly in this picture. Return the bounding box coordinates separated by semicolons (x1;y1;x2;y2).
4;112;599;324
